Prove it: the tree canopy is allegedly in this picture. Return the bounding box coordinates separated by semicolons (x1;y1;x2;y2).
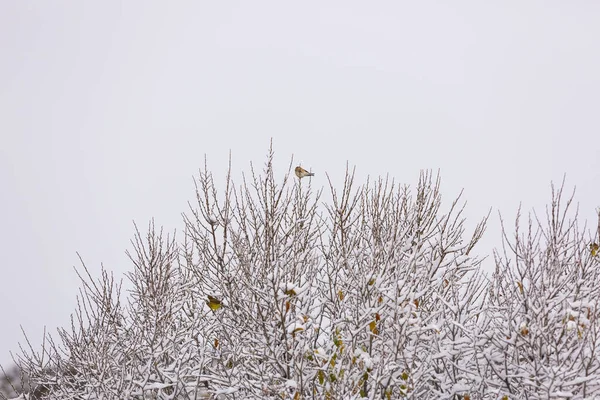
4;148;600;399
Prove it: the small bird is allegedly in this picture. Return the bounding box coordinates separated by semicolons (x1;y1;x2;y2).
206;295;222;311
295;166;314;179
590;243;599;257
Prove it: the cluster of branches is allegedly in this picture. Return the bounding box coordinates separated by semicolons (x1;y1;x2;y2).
4;149;600;399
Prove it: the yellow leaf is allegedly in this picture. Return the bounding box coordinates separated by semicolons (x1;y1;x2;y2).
292;326;304;334
338;290;345;300
333;335;341;347
369;320;378;335
517;281;524;294
590;243;599;257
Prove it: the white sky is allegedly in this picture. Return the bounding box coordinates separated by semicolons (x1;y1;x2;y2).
1;2;599;367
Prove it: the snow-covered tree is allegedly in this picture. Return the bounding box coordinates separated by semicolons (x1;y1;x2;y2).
480;183;600;399
7;149;599;399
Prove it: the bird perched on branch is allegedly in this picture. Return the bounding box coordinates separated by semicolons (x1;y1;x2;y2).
295;166;314;179
206;295;222;311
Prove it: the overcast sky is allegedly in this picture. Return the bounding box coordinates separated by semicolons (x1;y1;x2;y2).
1;2;599;367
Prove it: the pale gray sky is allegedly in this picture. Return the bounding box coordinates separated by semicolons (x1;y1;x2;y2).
1;2;599;366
